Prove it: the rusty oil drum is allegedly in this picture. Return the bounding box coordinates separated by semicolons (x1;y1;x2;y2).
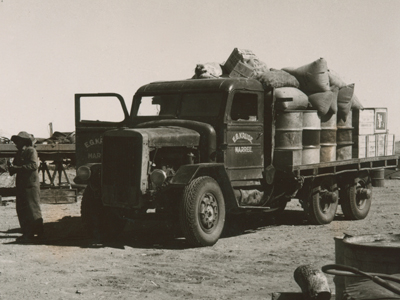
334;234;400;300
302;110;321;164
320;111;337;162
274;110;303;166
337;111;353;161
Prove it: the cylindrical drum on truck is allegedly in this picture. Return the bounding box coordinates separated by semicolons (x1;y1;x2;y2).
274;110;303;166
336;111;353;161
302;110;321;164
320;111;337;162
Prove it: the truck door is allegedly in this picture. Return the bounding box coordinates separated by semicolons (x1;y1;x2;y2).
225;91;264;183
75;93;129;169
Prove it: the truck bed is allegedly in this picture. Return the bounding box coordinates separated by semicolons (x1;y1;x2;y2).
280;155;399;178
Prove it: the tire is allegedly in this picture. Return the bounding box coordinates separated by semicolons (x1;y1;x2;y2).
81;187;126;241
180;176;225;247
340;176;372;220
305;177;339;225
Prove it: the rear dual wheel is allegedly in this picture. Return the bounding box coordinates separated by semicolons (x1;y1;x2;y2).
304;176;339;225
340;175;372;220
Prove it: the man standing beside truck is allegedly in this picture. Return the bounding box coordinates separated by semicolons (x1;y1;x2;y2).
9;131;44;243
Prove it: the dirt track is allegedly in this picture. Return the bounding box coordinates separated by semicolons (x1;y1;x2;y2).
0;177;399;300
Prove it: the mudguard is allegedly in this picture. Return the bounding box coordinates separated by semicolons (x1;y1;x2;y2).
170;163;238;212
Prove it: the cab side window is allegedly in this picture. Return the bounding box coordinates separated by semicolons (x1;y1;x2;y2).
230;93;258;121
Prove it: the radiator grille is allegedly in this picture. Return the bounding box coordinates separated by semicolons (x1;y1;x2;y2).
102;135;142;207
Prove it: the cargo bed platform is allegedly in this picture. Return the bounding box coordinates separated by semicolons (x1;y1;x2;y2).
279;155;399;178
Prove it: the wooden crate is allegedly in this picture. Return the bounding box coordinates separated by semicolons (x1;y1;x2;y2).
367;134;376;157
226;61;254;78
223;48;256;72
353;135;367;158
386;134;395;156
223;48;256;78
374;108;388;133
376;133;386;156
352;108;375;135
40;188;77;204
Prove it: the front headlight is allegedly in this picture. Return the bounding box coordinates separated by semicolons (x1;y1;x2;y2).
150;169;167;187
76;165;92;181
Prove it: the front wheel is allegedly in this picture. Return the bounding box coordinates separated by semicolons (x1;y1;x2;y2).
304;177;339;225
340;175;372;220
180;176;226;247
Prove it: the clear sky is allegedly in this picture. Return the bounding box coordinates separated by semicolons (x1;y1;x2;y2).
1;0;400;139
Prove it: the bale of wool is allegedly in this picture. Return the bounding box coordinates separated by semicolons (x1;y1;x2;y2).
337;83;355;120
282;58;330;93
247;57;269;75
328;69;347;89
329;86;339;114
254;69;300;89
274;87;309;110
223;48;269;78
193;62;223;79
351;94;364;110
308;89;336;116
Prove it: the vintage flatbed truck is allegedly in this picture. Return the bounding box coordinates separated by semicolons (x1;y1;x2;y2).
74;78;398;247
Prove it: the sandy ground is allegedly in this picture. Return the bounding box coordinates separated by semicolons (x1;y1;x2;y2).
0;175;399;300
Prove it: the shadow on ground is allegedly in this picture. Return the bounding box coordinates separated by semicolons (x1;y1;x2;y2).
1;208;346;249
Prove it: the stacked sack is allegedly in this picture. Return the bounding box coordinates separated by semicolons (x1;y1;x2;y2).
192;48;367;163
282;58;363;120
191;48;364;117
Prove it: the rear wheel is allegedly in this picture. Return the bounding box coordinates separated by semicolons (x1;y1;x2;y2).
304;177;339;225
81;187;126;241
180;176;225;247
340;175;372;220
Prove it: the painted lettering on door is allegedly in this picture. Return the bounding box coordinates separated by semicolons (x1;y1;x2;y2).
235;146;252;153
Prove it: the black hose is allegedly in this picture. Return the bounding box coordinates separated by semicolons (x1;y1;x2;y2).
322;264;400;295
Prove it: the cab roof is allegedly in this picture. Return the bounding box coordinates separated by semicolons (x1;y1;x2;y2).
135;78;264;95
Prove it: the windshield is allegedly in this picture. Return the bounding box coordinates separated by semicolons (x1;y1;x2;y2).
137;95;180;116
135;93;223;118
180;93;222;117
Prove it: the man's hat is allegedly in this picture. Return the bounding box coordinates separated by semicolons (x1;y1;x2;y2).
11;131;36;145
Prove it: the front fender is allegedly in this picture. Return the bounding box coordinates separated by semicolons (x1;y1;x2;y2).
170;163;238;212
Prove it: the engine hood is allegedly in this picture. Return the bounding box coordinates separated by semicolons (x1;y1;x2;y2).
104;126;200;148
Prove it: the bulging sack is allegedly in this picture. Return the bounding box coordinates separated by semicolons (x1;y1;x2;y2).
254;69;300;89
337;83;355;120
308;89;336;116
328;69;347;89
248;58;269;75
274;87;309;110
193;62;223;79
283;58;330;93
329;86;339;114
